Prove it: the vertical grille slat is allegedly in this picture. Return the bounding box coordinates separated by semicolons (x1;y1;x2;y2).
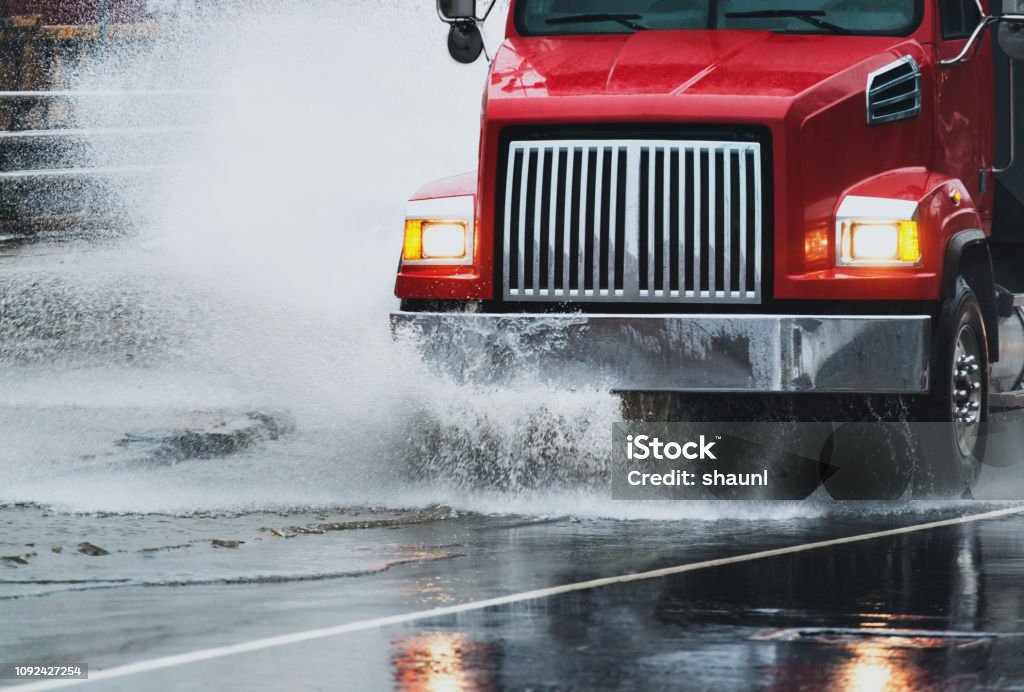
662;147;671;296
502;146;517;295
646;148;656;295
693;145;702;297
516;147;527;294
738;149;748;297
503;138;763;304
561;149;574;298
593;148;605;296
723;148;732;297
623;144;640;299
708;147;717;296
546;147;559;296
608;146;619;295
577;149;589;298
752;144;764;291
532;148;545;295
677;145;687;296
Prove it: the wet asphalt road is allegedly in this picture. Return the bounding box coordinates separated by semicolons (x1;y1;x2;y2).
3;503;1024;690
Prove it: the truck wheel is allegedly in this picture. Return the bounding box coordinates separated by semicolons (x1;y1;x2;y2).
619;393;829;500
912;277;988;495
822;423;913;501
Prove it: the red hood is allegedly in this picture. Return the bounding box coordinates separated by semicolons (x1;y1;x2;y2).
489;30;913;102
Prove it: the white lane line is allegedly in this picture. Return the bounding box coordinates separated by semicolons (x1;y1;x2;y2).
12;505;1024;691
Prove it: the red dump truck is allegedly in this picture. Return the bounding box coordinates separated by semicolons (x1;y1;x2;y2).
393;0;1024;496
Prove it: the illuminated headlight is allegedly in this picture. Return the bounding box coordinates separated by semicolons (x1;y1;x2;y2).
836;196;921;266
402;195;475;266
422;222;467;258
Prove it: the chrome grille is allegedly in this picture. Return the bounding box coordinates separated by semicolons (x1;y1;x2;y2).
501;139;763;303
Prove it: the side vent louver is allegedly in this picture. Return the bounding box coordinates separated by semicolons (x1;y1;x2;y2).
866;56;921;125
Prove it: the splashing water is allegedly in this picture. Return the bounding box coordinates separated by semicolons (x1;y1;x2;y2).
0;1;645;516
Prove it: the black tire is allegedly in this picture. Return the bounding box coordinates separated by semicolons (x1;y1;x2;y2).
910;277;989;496
822;423;913;500
619;392;834;500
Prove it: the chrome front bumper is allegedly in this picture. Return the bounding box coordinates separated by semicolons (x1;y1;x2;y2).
390;312;931;394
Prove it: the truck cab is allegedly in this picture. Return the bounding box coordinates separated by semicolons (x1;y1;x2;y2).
393;0;1024;497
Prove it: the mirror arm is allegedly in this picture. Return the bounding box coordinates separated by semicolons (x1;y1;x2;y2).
941;15;1000;66
994;57;1016;174
479;0;498;22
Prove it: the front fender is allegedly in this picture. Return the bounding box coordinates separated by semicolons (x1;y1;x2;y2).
409;171;477;201
396;171;489;301
780;168;978;302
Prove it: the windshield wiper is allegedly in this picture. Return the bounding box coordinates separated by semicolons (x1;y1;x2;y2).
724;9;851;35
545;13;649;31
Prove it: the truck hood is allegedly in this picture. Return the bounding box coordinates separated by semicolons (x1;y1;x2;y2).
489;30;912;100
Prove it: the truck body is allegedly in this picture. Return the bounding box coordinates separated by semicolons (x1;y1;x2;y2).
395;0;1024;494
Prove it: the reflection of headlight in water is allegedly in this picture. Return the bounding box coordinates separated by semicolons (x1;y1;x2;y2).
832;641;917;691
392;632;495;692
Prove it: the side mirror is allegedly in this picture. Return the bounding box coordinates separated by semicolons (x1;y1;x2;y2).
1000;0;1024;60
448;23;485;64
437;0;497;64
999;20;1024;59
439;0;476;21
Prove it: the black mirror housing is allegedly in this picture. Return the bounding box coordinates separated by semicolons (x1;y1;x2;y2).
999;19;1024;60
448;23;485;64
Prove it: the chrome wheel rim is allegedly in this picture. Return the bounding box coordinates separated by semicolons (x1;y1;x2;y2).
952;325;983;459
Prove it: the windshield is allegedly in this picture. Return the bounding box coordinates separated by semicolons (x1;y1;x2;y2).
515;0;921;37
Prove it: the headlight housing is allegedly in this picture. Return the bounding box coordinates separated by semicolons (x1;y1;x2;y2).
402;195;474;266
835;195;921;267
